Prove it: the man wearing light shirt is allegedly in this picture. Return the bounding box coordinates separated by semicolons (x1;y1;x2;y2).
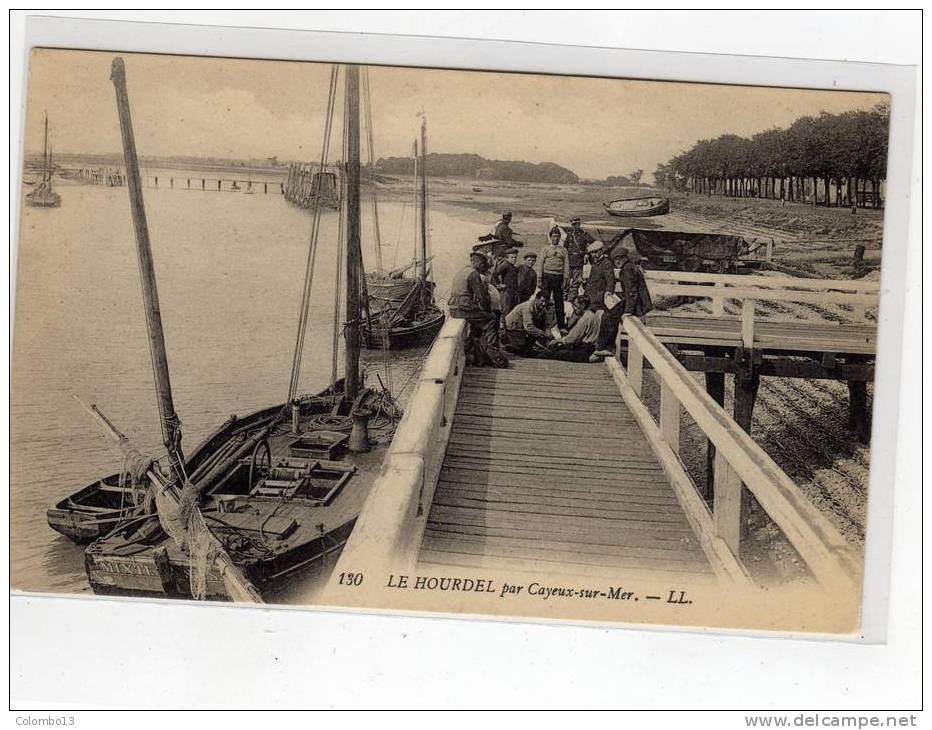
544;296;602;362
537;226;569;330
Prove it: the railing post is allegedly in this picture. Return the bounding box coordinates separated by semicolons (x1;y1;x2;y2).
713;450;743;554
711;282;725;316
659;382;681;454
627;338;644;397
741;299;756;348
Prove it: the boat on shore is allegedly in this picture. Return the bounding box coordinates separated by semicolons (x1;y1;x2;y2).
26;113;61;208
49;60;399;603
603;195;669;217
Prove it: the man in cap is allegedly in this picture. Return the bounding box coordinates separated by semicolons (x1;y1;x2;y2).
584;240;622;360
537;226;570;330
563;217;594;304
493;211;520;249
492;248;520;316
515;251;538;304
448;251;509;368
620;249;654;317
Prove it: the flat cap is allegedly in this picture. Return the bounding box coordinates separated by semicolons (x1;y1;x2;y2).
587;240;604;253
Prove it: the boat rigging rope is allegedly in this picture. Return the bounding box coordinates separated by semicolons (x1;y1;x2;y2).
287;64;340;407
362;67;383;273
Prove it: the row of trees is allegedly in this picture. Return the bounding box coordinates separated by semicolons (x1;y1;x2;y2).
374;152;579;184
656;104;889;208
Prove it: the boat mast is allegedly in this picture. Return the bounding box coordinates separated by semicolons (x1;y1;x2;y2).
344;64;363;402
418;116;428;283
110;57;185;478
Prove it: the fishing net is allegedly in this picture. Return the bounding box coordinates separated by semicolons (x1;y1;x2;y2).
118;439;151;510
152;480;217;600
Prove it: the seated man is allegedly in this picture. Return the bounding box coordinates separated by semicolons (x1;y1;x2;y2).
543;296;602;362
448;252;509;368
503;292;551;357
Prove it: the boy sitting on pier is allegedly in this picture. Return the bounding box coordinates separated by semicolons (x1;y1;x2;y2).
544;296;602;362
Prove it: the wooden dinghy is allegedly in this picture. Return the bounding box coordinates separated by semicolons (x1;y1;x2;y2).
603;195;670;217
47;473;147;543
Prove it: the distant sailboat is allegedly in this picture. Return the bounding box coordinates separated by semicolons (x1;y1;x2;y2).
26;113;61;208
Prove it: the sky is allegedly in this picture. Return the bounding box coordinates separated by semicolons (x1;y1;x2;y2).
23;48;887;181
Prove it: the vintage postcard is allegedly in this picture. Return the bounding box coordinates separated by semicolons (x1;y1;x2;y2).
12;45;900;636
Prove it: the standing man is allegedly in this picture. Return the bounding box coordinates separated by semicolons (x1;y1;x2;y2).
584;240;622;360
492;248;520;316
537;226;569;331
448;252;509;368
621;250;654;317
515;251;538;304
564;217;594;304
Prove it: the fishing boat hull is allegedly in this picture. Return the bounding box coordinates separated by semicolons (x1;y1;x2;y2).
78;389;392;601
365;274;417;305
362;307;445;350
603;196;670;217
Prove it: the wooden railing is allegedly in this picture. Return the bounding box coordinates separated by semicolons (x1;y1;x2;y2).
644;271;879;346
322;318;466;583
607;316;862;595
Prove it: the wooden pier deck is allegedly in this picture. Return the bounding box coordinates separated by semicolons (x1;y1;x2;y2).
418;357;713;579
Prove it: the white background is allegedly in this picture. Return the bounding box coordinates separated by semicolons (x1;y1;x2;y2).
6;10;924;714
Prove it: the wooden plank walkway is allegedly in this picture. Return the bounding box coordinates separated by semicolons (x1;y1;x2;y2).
419;357;713;578
641;313;877;354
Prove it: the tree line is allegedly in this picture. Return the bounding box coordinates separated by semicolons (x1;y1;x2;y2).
654;104;889;208
374;152;579;184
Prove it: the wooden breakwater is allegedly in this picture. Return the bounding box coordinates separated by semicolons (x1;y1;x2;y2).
283;163;340;209
143;175;284;194
73;167;126;186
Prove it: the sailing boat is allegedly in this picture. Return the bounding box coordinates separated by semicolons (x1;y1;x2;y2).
362;116;445;349
26;113;61;208
48;60;399;602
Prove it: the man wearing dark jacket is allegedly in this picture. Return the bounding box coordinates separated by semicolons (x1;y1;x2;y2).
585;241;622;358
564;217;594;304
492;248;520;315
621;251;654;316
493;211;520;248
515;252;538;304
449;252;508;367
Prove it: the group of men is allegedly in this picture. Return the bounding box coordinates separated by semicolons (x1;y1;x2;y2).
448;211;653;367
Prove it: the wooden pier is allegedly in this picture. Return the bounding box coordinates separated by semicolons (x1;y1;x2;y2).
419;357;713;579
325;274;870;599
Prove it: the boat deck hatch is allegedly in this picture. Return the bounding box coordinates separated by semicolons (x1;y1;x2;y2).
288;431;349;461
251;458;356;505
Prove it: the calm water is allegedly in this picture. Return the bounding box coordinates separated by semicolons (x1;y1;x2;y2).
10;179;500;598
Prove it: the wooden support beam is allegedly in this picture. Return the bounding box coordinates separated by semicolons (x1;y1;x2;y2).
713;450;743;555
659;383;681;454
704;372;725;501
847;380;871;444
733;348;760;541
675;354;874;381
628;339;644;397
741;299;756;349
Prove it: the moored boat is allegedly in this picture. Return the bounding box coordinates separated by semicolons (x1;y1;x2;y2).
603;195;669;217
363;115;445;350
26;114;61;208
50;59;401;603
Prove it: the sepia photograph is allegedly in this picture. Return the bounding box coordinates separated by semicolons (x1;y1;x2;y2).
10;37;904;640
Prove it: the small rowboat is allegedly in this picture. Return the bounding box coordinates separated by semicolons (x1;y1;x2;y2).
47;474;149;543
603;196;670;218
